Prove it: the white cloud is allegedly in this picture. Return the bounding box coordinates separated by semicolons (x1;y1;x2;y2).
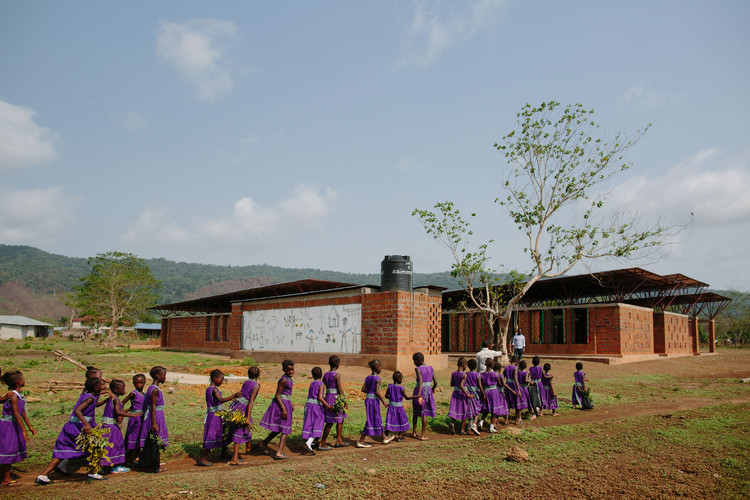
0;99;60;172
110;111;146;132
398;0;507;68
607;148;750;225
120;184;339;247
156;18;239;101
0;187;78;244
620;82;686;109
278;184;337;224
119;207;192;246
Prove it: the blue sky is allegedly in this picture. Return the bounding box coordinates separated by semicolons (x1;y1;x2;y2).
1;1;748;290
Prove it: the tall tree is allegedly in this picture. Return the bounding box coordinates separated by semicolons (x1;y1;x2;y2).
75;251;159;338
414;101;669;358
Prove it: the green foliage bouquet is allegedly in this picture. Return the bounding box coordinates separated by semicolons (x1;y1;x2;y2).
75;426;113;474
332;394;348;414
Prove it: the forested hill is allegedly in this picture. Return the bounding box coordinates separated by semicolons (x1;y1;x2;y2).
0;245;459;306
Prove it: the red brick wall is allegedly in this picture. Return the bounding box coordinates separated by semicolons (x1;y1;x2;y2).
161;314;231;352
362;290;441;356
444;312;490;352
163;288;442;359
654;311;691;355
618;305;654;354
515;304;654;356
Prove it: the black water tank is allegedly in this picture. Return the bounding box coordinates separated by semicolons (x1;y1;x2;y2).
381;255;412;291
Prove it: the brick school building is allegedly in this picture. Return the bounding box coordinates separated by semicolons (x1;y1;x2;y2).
153;265;730;367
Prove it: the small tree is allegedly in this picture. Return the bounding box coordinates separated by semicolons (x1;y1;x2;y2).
715;289;750;346
415;101;669;358
75;251;159;339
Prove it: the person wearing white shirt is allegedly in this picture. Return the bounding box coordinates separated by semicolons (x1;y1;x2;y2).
511;330;526;361
475;341;503;373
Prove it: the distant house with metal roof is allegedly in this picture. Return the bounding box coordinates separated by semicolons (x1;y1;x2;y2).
0;315;53;339
135;323;162;338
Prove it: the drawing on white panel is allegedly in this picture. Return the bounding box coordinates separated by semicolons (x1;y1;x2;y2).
242;303;361;353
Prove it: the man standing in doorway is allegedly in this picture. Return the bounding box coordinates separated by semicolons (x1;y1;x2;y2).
476;341;503;373
511;329;526;361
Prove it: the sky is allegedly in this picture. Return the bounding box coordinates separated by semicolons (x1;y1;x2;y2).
1;1;749;290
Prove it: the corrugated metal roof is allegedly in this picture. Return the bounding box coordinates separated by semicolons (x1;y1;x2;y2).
135;323;162;330
0;315;53;327
150;279;372;314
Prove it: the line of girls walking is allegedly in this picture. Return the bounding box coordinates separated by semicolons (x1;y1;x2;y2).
447;355;559;436
0;353;585;485
197;352;435;462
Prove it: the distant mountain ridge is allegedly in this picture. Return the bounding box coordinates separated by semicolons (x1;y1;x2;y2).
0;245;459;321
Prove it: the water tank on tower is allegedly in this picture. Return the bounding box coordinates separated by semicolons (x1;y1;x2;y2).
381;255;413;292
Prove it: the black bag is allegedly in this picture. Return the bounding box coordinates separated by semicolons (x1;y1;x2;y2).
581;391;594;410
528;386;542;416
139;431;161;473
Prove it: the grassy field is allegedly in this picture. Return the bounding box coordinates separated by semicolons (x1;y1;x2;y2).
1;337;749;499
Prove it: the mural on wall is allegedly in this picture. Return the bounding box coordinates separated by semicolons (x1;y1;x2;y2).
241;304;362;353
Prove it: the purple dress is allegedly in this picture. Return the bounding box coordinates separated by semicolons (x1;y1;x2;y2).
322;371;346;423
447;371;471;420
124;389;145;450
52;392;98;459
496;370;511;416
202;386;225;450
231;380;258;444
301;380;325;439
361;375;384;436
465;371;482;417
100;398;125;466
260;375;293;435
384;384;410;433
503;365;521;410
139;385;169;448
482;371;508;416
541;373;559;410
412;365;436;419
572;371;585;406
518;370;532;410
0;391;27;464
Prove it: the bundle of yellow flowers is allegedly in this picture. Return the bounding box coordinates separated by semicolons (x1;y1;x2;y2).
216;409;246;426
75;426;113;475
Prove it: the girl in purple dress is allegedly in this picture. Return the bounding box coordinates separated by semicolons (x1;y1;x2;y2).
518;361;536;420
541;363;559;416
301;367;332;455
494;361;511;424
36;376;107;484
198;369;240;466
1;371;35;487
122;373;146;465
447;357;473;435
412;352;437;441
572;362;586;408
260;359;295;460
466;359;485;435
357;360;388;448
384;371;418;442
101;379;141;474
139;366;169;471
320;355;347;450
503;356;522;425
528;356;544;418
230;366;260;465
479;360;504;433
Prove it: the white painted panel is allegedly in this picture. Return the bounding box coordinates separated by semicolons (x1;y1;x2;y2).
241;304;361;353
